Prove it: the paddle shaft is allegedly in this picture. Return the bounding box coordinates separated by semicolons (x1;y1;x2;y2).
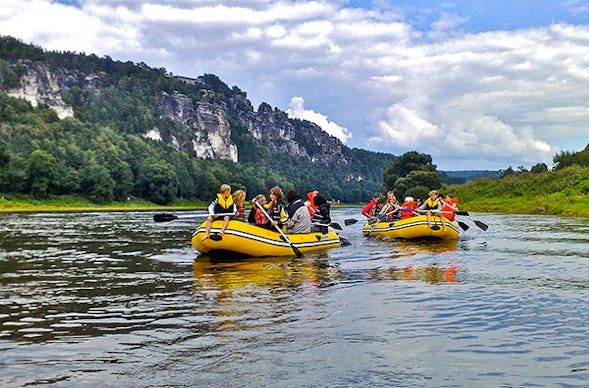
255;201;303;258
154;212;235;222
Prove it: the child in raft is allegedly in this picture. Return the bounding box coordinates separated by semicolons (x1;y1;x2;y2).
202;184;238;240
417;189;446;231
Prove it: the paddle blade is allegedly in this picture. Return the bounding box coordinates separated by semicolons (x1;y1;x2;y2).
339;236;351;246
456;211;469;216
457;221;470;231
344;218;358;226
209;234;223;241
154;213;177;222
474;220;489;231
329;223;343;231
367;217;378;225
291;244;303;258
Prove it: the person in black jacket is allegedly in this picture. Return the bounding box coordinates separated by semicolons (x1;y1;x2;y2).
310;193;331;233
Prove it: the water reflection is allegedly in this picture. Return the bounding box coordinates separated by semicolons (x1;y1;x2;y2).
365;263;458;283
192;256;341;291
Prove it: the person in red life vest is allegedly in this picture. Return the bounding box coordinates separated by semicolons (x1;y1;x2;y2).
417;190;446;231
399;196;417;219
305;190;319;216
378;191;400;220
248;194;270;227
233;189;246;220
441;194;459;221
202;184;237;240
361;194;381;219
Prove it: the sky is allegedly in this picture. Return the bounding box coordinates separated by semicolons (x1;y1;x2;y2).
2;0;589;170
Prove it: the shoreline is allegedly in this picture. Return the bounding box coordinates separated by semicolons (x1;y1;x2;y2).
0;195;360;214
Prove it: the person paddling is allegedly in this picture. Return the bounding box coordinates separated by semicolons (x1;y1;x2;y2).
378;191;400;221
361;194;381;219
418;190;446;231
311;193;331;233
202;184;237;240
399;196;417;219
267;186;288;228
441;194;459;222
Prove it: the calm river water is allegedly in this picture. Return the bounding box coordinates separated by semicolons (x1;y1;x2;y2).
1;209;588;387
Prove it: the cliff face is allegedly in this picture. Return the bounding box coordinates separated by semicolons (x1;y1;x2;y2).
158;91;238;162
7;60;90;119
3;59;350;166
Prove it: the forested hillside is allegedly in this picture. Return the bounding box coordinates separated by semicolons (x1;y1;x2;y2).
0;36;394;204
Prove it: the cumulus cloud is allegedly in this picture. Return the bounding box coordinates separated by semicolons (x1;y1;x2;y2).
286;96;352;143
1;0;588;169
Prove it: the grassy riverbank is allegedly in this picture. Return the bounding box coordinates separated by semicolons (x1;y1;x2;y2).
448;165;589;217
0;194;208;212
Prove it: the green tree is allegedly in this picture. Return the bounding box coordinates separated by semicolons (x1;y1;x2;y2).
500;166;516;178
530;162;548;173
553;144;589;169
382;151;441;198
27;149;57;199
394;170;443;199
137;160;179;205
82;164;115;203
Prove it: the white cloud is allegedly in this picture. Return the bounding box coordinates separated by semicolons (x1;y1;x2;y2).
286;96;352;143
1;0;588;170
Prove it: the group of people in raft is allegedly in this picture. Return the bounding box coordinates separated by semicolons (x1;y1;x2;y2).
201;184;458;240
361;189;459;231
201;184;331;240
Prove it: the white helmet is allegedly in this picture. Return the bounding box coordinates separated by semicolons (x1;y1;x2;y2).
404;196;414;202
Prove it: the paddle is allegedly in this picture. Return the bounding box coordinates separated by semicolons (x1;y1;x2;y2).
456;211;488;231
456;220;470;231
346;205;399;227
364;220;380;236
315;222;343;231
255;201;303;258
154;212;234;222
339;236;352;246
344;218;359;226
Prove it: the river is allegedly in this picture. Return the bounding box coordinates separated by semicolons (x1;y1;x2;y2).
1;209;588;387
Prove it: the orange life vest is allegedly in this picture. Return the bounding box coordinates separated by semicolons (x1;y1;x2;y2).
441;197;458;221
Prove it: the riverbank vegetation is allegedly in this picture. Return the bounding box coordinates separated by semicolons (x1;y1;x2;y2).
0;194;208;212
448;165;589;217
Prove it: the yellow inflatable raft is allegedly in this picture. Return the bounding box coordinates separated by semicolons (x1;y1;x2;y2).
192;219;341;257
362;215;460;240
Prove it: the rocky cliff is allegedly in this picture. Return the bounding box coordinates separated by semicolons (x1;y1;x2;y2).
4;59;349;166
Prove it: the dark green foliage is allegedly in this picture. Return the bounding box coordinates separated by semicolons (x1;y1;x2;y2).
82;164;115;203
530;162;548;173
553;144;589;170
381;151;442;199
28;149;57;199
500;166;516;178
136;160;178;205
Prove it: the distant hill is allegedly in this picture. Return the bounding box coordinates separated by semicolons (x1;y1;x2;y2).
441;170;501;184
0;35;394;204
